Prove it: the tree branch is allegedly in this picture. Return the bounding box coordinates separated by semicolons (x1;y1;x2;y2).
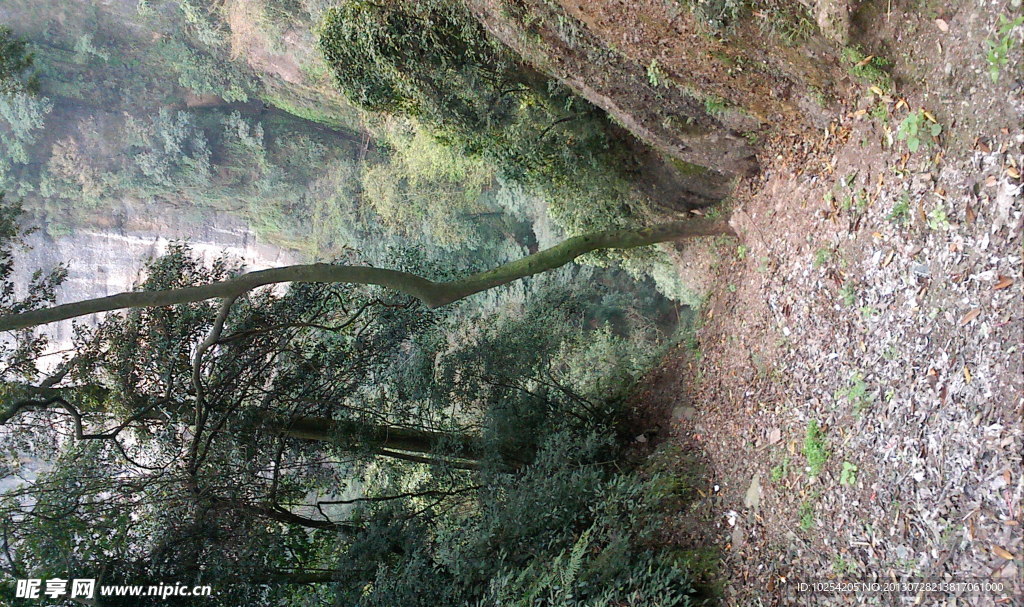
0;219;735;331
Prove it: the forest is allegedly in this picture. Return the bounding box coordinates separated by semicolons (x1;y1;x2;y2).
0;0;1021;606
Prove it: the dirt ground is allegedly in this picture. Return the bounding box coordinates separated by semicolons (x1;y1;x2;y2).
621;1;1023;605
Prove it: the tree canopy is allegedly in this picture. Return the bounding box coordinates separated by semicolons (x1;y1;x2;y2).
0;27;38;96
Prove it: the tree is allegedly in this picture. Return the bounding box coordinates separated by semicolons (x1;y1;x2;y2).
318;0;736;235
0;26;38;96
0;230;700;605
0;217;734;332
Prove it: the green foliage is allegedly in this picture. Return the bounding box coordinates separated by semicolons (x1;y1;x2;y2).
835;371;871;413
770;457;790;482
0;92;52;164
318;1;647;237
766;4;818;46
221;110;268;174
647;59;669;87
161;39;255;102
803;420;828;477
896;109;941;153
839;461;858;486
0;197;67;380
926;205;950;230
985;14;1024;83
124;109;212;189
72;33;110;63
682;0;746;32
813;247;832;268
798;501;815;531
702;94;727;117
361;118;495;249
0;26;38;95
176;0;230;49
37;137;116;208
841;47;893;91
838;281;856;306
888;193;911;223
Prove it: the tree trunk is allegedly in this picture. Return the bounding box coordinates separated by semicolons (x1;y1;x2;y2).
277;416;482;469
0;218;735;331
208;496;360;533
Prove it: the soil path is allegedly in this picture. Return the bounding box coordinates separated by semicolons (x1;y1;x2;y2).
617;1;1023;604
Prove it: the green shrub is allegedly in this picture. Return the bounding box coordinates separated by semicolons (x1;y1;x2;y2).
318;1;647;237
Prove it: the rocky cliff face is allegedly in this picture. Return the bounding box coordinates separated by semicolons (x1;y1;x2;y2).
13;202;299;362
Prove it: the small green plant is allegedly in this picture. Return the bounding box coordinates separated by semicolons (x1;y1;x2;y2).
736;244;749;260
835;371;872;413
888;193;911;223
798;501;815;531
926;205;950;230
985;14;1024;83
770;457;790;482
839;282;857;307
869;102;890;124
703;94;727;116
813;247;832;268
647;59;669;87
897;109;942;152
854;189;869;213
832;554;855;574
859;306;879;320
839;461;858;486
803;420;828;476
727;283;737;293
841;47;893;91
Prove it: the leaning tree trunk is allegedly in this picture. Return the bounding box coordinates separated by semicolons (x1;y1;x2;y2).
276;416;483;470
0;218;735;332
279;416;481;457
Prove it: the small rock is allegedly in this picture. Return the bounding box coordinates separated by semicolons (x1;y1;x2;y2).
731;523;746;550
673;405;697;421
744;475;762;510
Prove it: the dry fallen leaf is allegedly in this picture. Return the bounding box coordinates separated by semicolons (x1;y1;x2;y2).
966;204;977;224
856;55;876;67
964;366;972;383
935;18;949;32
994;276;1014;290
961;309;981;325
1007;167;1021;179
993;546;1016;560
